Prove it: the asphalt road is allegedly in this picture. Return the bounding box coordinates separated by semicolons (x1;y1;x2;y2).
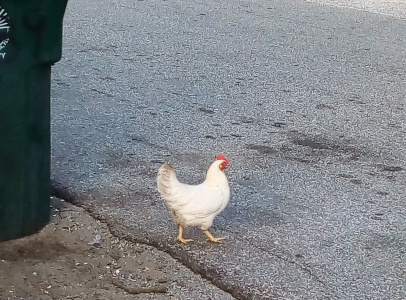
51;0;406;299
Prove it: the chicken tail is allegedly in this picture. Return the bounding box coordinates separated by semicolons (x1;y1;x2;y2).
157;163;179;198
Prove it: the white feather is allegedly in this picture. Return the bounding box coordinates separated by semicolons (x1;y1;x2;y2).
157;159;230;230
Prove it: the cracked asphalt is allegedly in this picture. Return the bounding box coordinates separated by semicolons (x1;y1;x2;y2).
51;0;406;299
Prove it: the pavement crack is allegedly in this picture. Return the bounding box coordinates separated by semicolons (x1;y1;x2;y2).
51;185;239;299
83;207;240;299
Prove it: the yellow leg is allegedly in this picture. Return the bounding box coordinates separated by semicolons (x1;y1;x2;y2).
177;225;194;244
204;230;225;243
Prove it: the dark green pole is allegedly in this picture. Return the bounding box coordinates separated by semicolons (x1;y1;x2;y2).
0;0;68;241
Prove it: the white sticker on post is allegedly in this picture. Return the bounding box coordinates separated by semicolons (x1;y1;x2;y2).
0;6;11;60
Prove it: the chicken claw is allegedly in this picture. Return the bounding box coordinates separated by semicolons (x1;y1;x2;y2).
177;225;194;244
204;230;225;243
177;237;194;244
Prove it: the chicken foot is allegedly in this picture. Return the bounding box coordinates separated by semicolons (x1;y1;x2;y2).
204;230;225;243
177;225;194;244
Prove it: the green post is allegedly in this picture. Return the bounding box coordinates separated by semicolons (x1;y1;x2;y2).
0;0;68;241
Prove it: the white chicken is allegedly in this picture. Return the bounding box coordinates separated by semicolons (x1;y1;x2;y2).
157;155;230;244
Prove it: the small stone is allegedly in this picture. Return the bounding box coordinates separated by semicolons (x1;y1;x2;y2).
109;249;121;261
